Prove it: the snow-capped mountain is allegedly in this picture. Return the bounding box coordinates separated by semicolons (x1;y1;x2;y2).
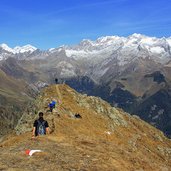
12;44;37;54
0;43;37;54
0;44;37;60
57;33;171;65
1;33;171;63
0;43;14;53
1;33;171;80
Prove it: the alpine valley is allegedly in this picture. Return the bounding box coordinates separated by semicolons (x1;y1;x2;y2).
1;33;171;138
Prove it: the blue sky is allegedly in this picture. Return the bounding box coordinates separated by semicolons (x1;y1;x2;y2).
0;0;171;49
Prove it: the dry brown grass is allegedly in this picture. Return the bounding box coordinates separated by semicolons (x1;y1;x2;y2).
0;84;171;171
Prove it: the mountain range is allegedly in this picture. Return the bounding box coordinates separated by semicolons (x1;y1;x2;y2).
1;33;171;137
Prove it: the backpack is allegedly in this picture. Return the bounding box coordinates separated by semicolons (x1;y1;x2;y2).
52;100;56;105
37;120;46;135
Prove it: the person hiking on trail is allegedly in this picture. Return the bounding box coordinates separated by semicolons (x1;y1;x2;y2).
32;112;49;138
55;78;58;84
49;100;56;112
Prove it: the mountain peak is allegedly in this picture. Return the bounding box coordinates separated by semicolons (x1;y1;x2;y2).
13;44;37;54
0;43;37;54
130;33;146;38
0;43;13;53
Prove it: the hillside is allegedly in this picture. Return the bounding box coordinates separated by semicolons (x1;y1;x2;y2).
0;84;171;171
0;68;38;137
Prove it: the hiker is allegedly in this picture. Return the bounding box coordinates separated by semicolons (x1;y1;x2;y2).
49;102;54;112
32;112;49;138
48;100;56;112
55;78;58;84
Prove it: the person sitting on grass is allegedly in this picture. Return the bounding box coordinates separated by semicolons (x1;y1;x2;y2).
32;112;49;138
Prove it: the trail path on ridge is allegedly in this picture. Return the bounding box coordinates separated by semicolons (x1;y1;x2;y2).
56;85;62;101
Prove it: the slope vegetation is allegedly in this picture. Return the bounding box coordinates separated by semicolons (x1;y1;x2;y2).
0;84;171;171
0;68;36;136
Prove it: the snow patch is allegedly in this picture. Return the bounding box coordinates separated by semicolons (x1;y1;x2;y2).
166;38;171;46
60;68;76;78
140;37;157;45
49;48;55;52
57;61;74;68
58;47;63;52
49;47;63;53
158;109;164;115
0;56;3;61
57;61;76;78
150;47;165;54
152;109;164;120
99;67;109;76
65;49;89;58
151;105;157;111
